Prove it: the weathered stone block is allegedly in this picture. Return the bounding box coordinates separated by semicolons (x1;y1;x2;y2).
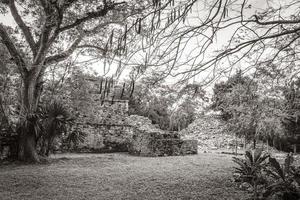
180;140;198;155
128;131;158;156
152;139;183;156
75;124;134;153
128;130;198;156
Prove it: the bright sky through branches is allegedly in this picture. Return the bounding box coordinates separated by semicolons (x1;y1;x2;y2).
0;0;295;87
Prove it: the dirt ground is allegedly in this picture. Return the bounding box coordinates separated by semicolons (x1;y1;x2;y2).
0;152;249;200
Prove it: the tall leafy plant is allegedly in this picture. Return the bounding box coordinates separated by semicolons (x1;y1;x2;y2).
63;125;87;151
233;149;269;199
233;150;300;200
39;102;73;156
263;154;300;200
17;110;44;161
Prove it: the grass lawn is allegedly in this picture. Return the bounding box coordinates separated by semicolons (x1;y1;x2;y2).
0;152;248;200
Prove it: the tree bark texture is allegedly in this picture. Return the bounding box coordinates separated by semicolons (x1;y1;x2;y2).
18;69;43;162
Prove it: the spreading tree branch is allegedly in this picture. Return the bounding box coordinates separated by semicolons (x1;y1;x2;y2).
76;44;105;52
44;35;83;65
58;1;125;32
35;1;125;65
0;23;27;74
34;23;53;65
251;15;300;25
33;0;65;65
8;0;37;55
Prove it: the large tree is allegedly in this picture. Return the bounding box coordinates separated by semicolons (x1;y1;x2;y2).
211;71;261;147
0;0;192;162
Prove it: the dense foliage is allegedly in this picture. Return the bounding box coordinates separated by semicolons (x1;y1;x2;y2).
211;70;300;152
233;149;300;200
127;80;206;131
16;101;84;158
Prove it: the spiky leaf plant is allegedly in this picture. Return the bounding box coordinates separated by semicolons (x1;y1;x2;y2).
233;149;269;199
63;125;87;150
233;149;269;183
263;154;300;200
40;101;73;156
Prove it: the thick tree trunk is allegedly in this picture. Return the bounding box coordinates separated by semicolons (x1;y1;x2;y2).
18;70;43;162
18;130;40;162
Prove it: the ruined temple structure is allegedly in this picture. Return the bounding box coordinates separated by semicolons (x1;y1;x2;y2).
127;115;198;156
74;96;198;156
74;98;134;152
68;76;133;152
72;77;198;156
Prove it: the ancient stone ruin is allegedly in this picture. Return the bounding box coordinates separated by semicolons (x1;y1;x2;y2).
69;76;198;156
127;115;198;156
73;93;198;156
73;98;134;152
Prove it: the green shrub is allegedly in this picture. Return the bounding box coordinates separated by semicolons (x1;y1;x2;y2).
263;154;300;200
233;151;300;200
62;124;86;151
233;149;269;199
39;102;73;156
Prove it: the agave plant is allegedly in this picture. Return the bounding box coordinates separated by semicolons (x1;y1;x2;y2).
39;101;73;156
17;111;43;137
233;149;269;199
263;154;300;200
15;107;46;161
233;149;269;182
63;125;87;150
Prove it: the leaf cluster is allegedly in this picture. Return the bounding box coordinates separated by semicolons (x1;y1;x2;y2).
17;101;82;156
233;150;300;200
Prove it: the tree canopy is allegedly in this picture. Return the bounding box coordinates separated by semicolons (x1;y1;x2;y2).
0;0;196;162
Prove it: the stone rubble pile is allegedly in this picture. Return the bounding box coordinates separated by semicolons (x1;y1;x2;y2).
126;115;164;134
180;115;243;149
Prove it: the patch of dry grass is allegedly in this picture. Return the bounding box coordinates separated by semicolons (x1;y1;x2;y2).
0;153;248;200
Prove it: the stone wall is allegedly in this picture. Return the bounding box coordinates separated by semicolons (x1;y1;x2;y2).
128;130;198;156
180;140;198;155
75;123;134;152
71;96;131;152
125;115;164;134
128;131;157;156
74;97;129;125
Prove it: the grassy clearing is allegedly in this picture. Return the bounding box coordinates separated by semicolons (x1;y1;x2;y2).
0;153;248;200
